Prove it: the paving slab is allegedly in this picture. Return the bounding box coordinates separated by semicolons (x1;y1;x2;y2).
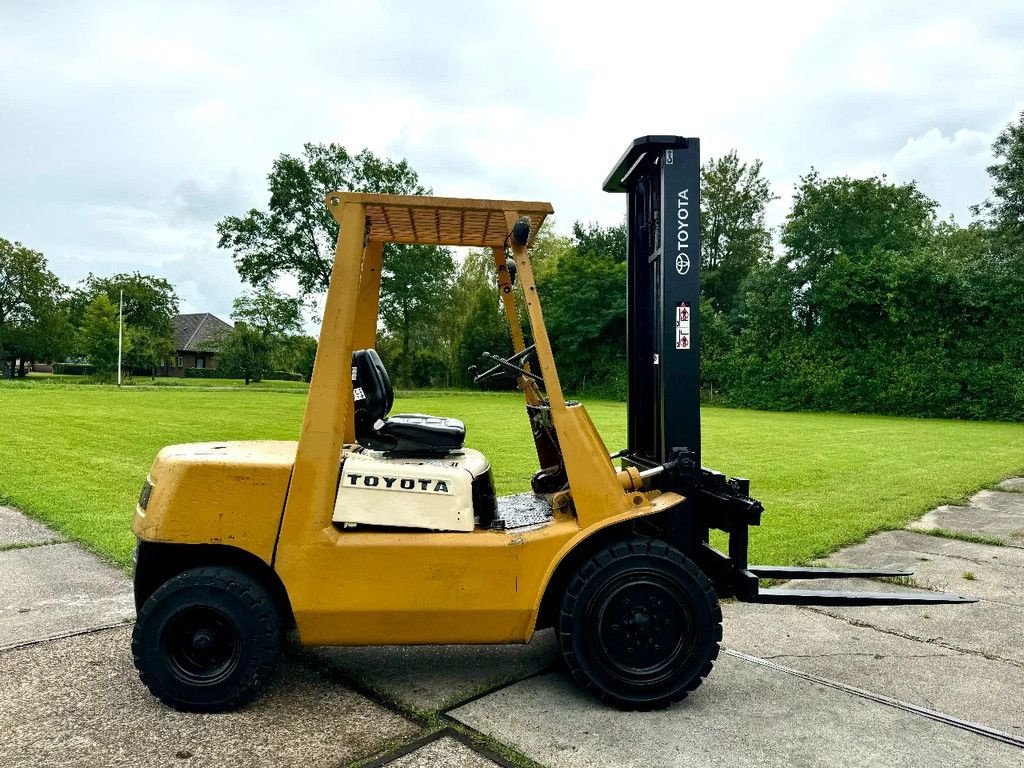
723;601;1024;736
0;542;135;650
910;491;1024;546
998;478;1024;493
386;736;501;767
0;626;421;768
775;576;1024;665
0;506;64;547
968;489;1024;514
815;529;1024;605
451;654;1023;768
305;629;558;713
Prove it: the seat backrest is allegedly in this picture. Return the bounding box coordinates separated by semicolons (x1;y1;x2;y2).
352;349;394;422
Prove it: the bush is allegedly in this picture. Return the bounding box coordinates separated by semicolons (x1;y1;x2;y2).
53;363;93;375
183;368;226;379
262;370;304;382
182;367;302;382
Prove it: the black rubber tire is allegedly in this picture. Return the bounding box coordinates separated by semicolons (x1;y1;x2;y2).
558;537;721;710
132;566;282;712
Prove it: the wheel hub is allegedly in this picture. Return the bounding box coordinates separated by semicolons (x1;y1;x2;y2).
191;630;215;652
594;574;693;677
161;606;241;685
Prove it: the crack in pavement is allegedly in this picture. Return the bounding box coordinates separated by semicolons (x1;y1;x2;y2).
799;606;1024;670
759;651;954;661
908;548;1024;572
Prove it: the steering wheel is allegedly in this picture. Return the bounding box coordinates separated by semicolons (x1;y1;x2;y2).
470;345;543;385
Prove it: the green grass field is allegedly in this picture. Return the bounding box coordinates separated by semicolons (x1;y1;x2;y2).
2;380;1024;570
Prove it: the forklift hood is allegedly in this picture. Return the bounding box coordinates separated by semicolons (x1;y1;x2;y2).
133;440;297;564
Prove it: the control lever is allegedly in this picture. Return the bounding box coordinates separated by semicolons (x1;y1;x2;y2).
472;345;542;384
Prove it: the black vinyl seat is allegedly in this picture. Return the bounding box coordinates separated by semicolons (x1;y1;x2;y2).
352;349;465;454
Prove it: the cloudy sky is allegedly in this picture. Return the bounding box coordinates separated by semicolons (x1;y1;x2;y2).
1;0;1022;321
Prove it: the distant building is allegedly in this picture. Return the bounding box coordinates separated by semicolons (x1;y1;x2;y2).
162;313;234;376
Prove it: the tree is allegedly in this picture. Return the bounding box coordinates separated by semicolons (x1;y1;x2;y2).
700;151;775;317
217;322;273;385
571;220;626;263
378;244;455;386
782;172;936;332
232;286;302;337
274;335;318;381
216;143;429;295
217;143;457;386
219;286;303;384
528;220;574;280
440;250;512;388
0;238;71;377
125;327;177;380
78;294;123;376
542;223;629;396
972;110;1024;249
69;272;178;376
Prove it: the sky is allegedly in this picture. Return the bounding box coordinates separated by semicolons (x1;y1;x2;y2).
1;0;1022;322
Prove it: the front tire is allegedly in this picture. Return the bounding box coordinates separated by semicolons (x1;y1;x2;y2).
132;566;282;712
559;537;721;710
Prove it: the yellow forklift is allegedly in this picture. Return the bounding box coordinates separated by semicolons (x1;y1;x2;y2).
131;136;971;713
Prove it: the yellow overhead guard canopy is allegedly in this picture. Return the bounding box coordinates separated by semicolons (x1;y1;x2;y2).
325;192;553;247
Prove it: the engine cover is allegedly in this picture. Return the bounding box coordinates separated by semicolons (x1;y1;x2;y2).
332;447;490;532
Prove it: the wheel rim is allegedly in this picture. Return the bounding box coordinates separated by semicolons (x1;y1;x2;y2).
589;570;695;686
161;606;241;686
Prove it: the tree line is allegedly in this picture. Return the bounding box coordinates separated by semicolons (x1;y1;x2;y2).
214;112;1024;423
0;256;316;382
5;111;1024;421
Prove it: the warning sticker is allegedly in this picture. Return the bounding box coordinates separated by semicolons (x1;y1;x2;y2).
675;303;691;350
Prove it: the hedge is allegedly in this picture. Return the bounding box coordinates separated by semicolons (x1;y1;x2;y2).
52;363;93;375
183;368;224;379
183;368;304;382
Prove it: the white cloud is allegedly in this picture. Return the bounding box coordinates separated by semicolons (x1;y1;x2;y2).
1;0;1023;321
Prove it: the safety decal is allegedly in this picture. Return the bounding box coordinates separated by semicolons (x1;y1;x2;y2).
353;387;366;401
676;303;691;350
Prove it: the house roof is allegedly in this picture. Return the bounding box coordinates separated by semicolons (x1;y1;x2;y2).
173;313;233;353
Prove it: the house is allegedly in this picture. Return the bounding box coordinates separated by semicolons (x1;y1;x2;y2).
162;313;234;376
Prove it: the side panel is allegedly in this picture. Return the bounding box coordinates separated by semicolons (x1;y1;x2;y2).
333;452;476;532
291;520;578;645
288;500;673;646
133;444;295;565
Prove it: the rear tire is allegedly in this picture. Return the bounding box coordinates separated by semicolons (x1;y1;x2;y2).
558;537;721;710
132;566;282;712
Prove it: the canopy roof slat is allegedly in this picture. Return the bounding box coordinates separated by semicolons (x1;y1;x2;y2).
326;192;553;247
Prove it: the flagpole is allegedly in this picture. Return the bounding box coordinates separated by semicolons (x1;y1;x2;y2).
117;289;123;387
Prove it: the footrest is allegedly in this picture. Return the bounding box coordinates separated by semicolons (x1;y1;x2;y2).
491;493;553;530
750;588;976;606
749;565;913;579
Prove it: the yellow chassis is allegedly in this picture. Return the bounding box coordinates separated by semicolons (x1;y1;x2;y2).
134;192;685;646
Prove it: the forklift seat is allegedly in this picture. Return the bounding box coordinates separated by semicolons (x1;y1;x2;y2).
352;349;466;454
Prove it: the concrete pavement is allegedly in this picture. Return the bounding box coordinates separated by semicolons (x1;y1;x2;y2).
2;481;1024;766
450;486;1024;767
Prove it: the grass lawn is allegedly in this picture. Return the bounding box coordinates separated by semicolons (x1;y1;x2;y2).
2;382;1023;570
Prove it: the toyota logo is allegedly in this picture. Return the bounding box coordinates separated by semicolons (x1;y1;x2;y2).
675;253;690;276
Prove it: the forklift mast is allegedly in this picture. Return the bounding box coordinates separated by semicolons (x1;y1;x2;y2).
604;136;701;467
